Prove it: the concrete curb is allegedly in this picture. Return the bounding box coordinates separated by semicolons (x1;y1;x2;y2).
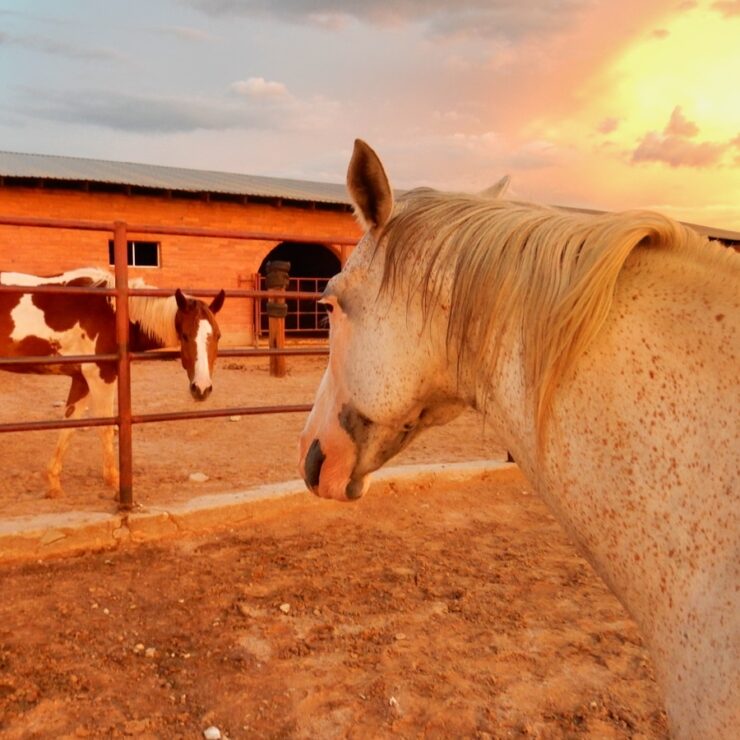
0;460;515;564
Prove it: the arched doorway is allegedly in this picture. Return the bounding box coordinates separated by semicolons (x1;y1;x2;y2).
257;241;341;337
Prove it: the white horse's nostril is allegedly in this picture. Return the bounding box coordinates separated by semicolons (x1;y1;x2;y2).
304;439;325;490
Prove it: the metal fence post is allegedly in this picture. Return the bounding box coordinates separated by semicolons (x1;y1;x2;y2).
113;221;134;510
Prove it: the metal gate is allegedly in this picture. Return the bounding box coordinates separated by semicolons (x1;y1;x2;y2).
254;275;332;338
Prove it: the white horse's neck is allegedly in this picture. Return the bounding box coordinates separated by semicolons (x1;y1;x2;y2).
466;243;737;737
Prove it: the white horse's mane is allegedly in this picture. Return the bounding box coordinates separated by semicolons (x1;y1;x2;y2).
379;191;738;444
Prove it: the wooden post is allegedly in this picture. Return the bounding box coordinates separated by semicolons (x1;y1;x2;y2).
265;260;290;377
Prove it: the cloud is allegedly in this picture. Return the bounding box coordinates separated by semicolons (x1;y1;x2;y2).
711;1;740;17
402;131;562;179
156;25;217;42
630;106;733;168
632;134;726;167
179;0;589;40
0;30;122;61
21;90;246;133
650;28;669;38
231;77;290;99
597;117;620;134
664;106;698;137
16;85;340;135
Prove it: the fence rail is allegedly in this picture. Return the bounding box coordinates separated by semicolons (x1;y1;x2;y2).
0;214;345;510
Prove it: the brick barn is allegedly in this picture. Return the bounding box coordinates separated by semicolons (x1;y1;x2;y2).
0;151;362;345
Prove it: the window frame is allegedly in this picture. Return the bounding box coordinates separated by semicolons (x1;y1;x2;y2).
107;239;161;268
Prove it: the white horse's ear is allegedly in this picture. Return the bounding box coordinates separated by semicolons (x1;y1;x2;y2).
347;139;393;233
479;175;510;199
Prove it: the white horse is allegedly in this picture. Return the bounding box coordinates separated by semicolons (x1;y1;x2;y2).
299;140;739;738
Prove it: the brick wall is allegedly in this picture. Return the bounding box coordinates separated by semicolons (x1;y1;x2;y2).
0;186;360;344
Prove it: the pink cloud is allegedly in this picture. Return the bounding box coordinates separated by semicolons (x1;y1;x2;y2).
597;117;620;134
664;106;699;137
631;106;732;167
632;133;726;167
712;1;740;17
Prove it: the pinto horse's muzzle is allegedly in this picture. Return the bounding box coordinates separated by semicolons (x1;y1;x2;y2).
190;382;212;401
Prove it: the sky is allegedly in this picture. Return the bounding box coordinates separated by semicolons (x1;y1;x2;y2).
0;0;738;230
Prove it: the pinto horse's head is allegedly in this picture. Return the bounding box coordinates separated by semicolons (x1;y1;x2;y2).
298;140;480;501
175;289;225;401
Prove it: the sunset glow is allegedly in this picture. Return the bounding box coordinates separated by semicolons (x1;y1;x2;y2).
0;0;738;229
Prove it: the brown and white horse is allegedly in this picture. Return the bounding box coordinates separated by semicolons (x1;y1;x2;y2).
0;268;225;497
299;141;738;738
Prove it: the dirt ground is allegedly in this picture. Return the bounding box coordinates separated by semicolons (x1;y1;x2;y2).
0;355;504;518
0;357;667;738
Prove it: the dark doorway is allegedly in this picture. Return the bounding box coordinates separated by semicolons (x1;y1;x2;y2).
258;242;341;337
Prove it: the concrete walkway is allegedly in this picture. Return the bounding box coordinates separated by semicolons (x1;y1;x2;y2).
0;460;514;563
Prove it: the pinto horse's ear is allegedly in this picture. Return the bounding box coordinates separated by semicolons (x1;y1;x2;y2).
209;289;225;314
347;139;393;234
175;288;189;311
479;175;510;199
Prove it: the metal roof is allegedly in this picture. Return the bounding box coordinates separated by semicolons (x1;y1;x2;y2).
553;204;740;243
0;150;352;206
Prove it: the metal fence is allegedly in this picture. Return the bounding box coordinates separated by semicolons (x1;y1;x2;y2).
0;215;357;510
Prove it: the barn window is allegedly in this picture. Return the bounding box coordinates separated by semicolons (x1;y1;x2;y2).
108;240;160;267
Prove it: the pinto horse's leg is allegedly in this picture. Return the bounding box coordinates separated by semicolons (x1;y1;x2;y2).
82;365;118;497
46;373;90;498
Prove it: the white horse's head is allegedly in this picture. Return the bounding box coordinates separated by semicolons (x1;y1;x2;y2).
299;140;508;500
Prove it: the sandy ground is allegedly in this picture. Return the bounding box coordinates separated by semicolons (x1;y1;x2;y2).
0;357;667;738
